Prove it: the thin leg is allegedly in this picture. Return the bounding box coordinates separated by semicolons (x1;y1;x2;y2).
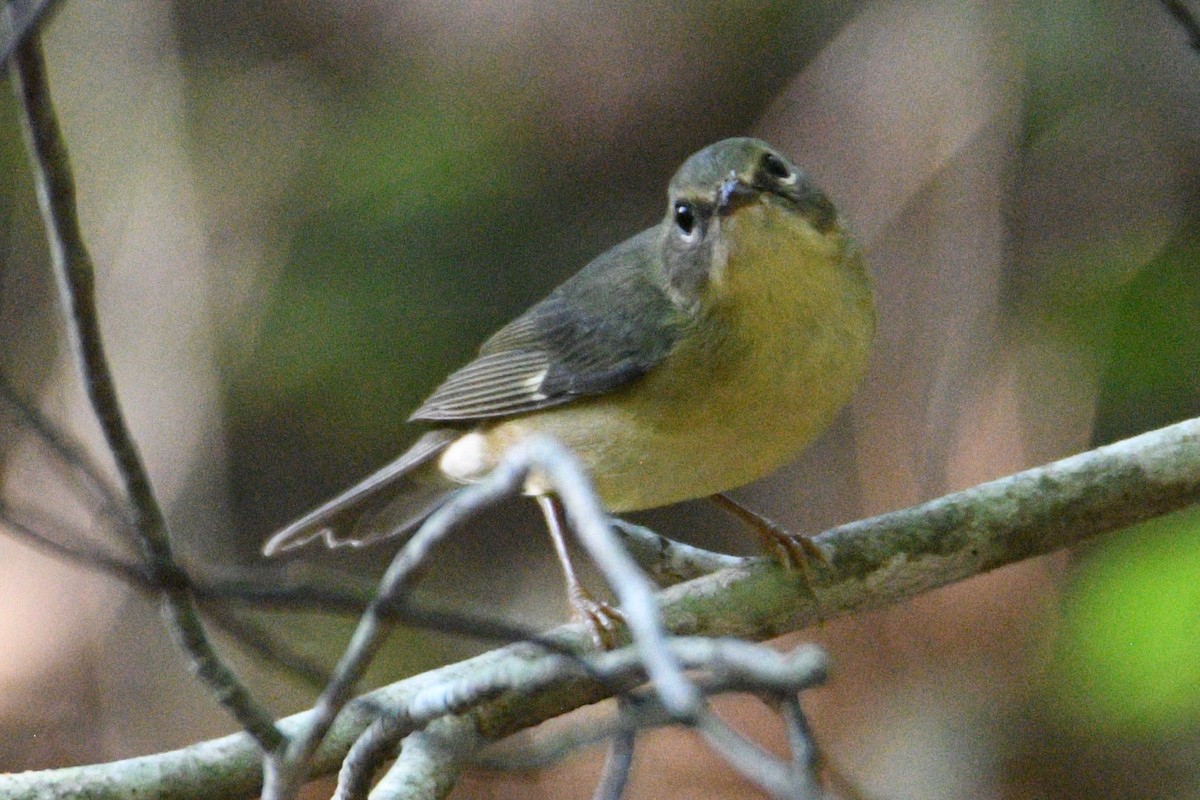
710;493;827;590
536;494;624;648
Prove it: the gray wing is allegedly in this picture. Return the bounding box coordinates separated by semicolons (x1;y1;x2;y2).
411;227;687;422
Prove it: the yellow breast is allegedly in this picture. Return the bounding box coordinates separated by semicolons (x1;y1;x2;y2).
448;200;875;512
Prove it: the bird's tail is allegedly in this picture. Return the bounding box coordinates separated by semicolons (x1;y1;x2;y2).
262;429;459;556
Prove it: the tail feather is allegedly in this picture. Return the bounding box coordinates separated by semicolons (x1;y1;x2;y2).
262;429;459;556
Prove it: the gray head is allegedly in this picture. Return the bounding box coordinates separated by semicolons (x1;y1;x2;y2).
659;138;839;305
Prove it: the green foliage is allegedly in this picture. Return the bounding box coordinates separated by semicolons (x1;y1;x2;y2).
237;79;534;446
1094;222;1200;445
1017;0;1124;142
1050;506;1200;734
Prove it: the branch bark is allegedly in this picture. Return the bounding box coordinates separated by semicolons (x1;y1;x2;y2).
2;416;1197;800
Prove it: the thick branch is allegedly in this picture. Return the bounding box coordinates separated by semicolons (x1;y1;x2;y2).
2;417;1197;800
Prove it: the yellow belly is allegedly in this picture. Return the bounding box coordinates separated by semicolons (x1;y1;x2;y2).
445;204;875;512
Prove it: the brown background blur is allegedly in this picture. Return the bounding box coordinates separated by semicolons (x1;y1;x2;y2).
2;1;1200;797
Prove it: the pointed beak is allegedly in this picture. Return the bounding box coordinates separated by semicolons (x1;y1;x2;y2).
716;174;757;215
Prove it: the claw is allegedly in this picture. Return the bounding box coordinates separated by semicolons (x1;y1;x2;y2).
569;589;625;650
710;493;828;593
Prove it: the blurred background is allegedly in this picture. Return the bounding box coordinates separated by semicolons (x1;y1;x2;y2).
2;0;1200;797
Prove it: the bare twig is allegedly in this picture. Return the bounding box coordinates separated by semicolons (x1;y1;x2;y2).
370;718;475;800
9;35;282;753
200;605;333;690
529;437;702;718
592;643;826;799
694;712;820;800
1160;0;1200;50
0;502;145;584
472;641;827;773
0;373;132;532
344;639;826;799
609;518;742;586
592;698;637;800
0;507;330;694
0;0;60;68
336;717;405;800
0;361;739;685
0;492;596;673
269;437;699;798
780;696;824;799
333;644;540;800
3;417;1199;799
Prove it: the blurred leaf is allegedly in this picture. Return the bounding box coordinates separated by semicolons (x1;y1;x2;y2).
1018;0;1124;143
238;75;535;436
1050;506;1200;735
319;91;528;226
1093;217;1200;445
1065;218;1200;733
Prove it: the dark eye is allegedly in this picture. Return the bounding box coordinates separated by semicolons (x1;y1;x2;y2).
674;201;697;236
761;152;792;181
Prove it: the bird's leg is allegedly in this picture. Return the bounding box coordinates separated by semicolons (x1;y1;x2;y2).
536;494;624;648
710;493;828;589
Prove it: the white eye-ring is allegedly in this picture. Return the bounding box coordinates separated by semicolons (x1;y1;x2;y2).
674;200;700;242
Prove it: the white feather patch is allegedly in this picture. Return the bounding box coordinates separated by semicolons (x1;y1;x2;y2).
438;431;491;484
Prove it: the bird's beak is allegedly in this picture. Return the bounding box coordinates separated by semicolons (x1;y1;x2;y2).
716;175;757;215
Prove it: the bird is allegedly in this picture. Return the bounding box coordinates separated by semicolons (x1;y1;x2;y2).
264;137;875;642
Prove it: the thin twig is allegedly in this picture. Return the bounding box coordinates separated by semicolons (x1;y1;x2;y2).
780;697;824;799
694;712;819;800
9;35;282;753
0;500;604;675
3;417;1200;799
480;640;827;799
333;648;532;800
269;438;699;798
476;643;824;774
332;635;822;796
1160;0;1200;50
0;368;739;654
339;639;826;794
265;442;565;799
2;509;330;693
527;436;702;718
0;502;146;584
0;0;60;68
610;519;742;586
369;718;474;800
335;713;409;800
200;604;333;690
334;653;521;800
0;372;132;532
592;698;637;800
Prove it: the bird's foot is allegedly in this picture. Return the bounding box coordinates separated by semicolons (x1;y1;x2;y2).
569;587;625;650
710;493;829;592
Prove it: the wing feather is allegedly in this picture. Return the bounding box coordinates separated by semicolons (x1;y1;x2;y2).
262;429;458;555
410;228;686;422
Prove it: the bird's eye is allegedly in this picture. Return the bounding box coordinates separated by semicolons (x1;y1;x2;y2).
761;152;793;182
674;201;697;236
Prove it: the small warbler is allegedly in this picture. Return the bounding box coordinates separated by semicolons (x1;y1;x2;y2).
265;138;875;636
